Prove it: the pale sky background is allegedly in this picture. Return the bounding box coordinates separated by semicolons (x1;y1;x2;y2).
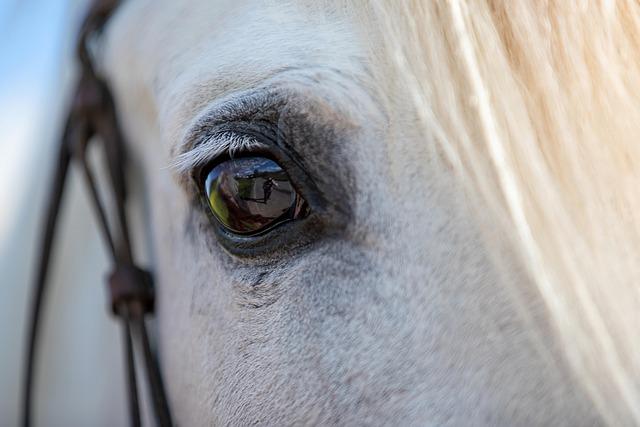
1;0;128;424
0;0;73;235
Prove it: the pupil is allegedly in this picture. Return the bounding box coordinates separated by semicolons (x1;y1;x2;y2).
204;157;300;234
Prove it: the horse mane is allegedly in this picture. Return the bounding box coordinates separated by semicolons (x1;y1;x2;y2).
372;1;640;424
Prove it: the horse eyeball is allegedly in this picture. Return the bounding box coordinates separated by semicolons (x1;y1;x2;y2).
203;157;307;235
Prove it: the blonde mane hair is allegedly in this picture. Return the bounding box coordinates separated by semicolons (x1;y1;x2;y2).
372;1;640;424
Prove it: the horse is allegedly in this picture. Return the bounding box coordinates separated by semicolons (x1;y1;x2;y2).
21;0;640;424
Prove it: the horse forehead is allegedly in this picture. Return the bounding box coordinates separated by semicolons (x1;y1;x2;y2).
105;0;370;143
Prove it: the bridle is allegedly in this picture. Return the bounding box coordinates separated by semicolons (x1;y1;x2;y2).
22;0;173;425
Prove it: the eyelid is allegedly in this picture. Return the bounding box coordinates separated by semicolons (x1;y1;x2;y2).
172;88;284;162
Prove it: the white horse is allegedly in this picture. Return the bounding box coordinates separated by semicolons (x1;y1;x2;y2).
15;0;640;425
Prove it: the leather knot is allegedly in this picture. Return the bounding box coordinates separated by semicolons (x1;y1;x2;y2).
107;264;155;316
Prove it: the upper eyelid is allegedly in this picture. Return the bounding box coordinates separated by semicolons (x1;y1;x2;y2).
168;88;286;180
173;88;284;156
171;66;369;170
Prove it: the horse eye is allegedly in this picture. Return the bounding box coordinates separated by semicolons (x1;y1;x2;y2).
203;157;308;235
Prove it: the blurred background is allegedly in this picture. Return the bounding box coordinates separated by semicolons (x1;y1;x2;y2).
1;0;127;424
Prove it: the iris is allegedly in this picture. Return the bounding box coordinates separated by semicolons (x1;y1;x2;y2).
203;157;307;235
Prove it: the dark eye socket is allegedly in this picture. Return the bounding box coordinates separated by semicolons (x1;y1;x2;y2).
203;156;309;235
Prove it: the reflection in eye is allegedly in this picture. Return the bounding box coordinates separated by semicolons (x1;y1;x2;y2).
203;157;308;235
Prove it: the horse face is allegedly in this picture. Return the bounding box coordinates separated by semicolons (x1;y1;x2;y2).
104;1;599;424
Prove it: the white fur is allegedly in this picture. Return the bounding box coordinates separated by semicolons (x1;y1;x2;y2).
101;1;602;425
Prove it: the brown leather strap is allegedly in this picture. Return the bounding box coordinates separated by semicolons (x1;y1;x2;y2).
22;118;72;427
22;1;173;426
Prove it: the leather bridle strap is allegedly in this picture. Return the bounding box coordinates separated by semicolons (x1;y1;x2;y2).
22;1;173;426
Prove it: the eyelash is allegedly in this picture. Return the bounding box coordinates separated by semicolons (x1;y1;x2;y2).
173;131;267;178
